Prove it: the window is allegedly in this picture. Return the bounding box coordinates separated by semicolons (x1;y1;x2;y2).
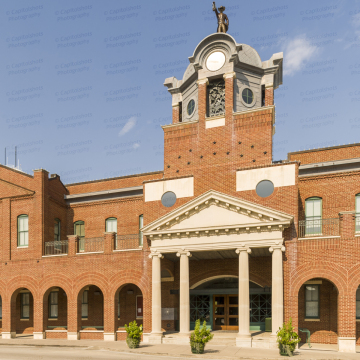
106;217;117;248
187;99;195;116
356;195;360;232
18;215;29;247
0;296;2;319
136;295;143;319
357;287;360;319
305;285;319;319
82;290;88;319
118;292;120;318
74;221;85;251
305;197;322;235
54;218;61;242
49;291;58;319
242;88;254;105
139;215;144;247
21;292;30;319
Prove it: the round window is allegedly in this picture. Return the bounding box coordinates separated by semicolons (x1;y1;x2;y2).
187;99;195;116
161;191;177;207
206;51;226;71
256;180;274;198
242;88;254;105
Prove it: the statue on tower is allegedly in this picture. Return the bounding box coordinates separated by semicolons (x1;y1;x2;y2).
212;2;229;33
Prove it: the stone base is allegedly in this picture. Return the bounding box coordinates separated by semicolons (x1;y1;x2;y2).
103;333;116;341
143;332;163;344
236;335;252;348
2;332;16;339
67;332;79;340
338;337;356;353
33;332;45;340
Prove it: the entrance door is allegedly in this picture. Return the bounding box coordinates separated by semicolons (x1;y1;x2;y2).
213;295;239;330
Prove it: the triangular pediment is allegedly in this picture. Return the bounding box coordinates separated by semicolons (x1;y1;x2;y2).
142;190;293;237
0;179;34;199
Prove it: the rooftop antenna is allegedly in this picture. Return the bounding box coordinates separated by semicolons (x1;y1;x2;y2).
4;147;6;165
15;146;17;169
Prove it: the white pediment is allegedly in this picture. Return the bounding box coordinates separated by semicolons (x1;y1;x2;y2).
142;190;293;237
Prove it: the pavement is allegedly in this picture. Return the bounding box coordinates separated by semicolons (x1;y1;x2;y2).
0;338;359;359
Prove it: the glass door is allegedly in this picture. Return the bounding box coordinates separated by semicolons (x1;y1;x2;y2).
213;295;239;330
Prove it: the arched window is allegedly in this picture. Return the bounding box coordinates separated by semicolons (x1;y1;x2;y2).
356;194;360;232
18;215;29;247
74;221;85;252
139;215;144;247
305;197;322;235
54;218;61;242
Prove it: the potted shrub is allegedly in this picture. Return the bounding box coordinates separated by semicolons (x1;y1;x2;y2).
276;318;300;356
190;319;214;354
125;320;143;349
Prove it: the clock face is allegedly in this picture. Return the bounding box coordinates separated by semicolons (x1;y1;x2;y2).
206;51;226;71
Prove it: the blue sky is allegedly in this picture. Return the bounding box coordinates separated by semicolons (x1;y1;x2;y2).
1;0;359;184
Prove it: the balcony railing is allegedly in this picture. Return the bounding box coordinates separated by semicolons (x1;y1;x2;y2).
298;218;340;238
78;237;104;253
115;234;142;250
44;240;68;256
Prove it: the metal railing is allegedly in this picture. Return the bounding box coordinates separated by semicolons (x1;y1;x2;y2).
115;234;142;250
298;218;339;238
44;240;68;255
78;237;104;253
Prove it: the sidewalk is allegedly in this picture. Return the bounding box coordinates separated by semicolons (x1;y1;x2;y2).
0;338;359;359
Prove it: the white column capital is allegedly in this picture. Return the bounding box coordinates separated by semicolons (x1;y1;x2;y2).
223;71;236;80
149;252;164;259
176;250;192;257
269;245;285;253
235;247;251;254
196;78;209;86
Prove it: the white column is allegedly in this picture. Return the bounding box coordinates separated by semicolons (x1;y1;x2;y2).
176;249;192;335
269;245;285;337
147;252;163;344
235;247;252;347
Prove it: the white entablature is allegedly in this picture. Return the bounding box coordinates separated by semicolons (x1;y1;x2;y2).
142;190;293;254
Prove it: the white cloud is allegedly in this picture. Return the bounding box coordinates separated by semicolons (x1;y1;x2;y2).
283;36;318;76
133;142;140;149
118;116;136;136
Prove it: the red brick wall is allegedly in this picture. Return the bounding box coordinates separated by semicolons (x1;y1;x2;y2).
288;144;360;165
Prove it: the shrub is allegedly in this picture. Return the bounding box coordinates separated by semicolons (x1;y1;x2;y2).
190;319;214;344
276;318;300;353
125;320;143;340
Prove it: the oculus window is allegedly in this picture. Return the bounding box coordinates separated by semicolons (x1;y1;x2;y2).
242;88;254;105
305;285;319;319
206;51;226;71
256;180;274;198
161;191;177;208
187;99;195;116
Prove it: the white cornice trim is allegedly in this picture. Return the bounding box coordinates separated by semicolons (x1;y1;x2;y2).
162;119;199;129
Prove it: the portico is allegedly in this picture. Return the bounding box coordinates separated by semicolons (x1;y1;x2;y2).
142;190;293;347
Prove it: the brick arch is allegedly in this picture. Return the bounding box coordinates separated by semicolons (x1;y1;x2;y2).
347;262;360;295
189;269;268;289
73;273;109;298
7;276;39;302
290;262;347;297
39;275;73;300
108;270;150;299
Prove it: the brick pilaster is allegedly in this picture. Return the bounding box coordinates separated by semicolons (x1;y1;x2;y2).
104;232;115;254
339;212;355;238
172;103;180;124
68;235;79;256
265;85;274;106
197;78;209;128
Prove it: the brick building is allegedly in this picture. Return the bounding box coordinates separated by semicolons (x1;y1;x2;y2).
0;33;359;353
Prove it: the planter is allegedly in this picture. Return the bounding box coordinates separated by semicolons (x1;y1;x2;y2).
279;344;294;357
126;337;140;349
190;342;205;354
